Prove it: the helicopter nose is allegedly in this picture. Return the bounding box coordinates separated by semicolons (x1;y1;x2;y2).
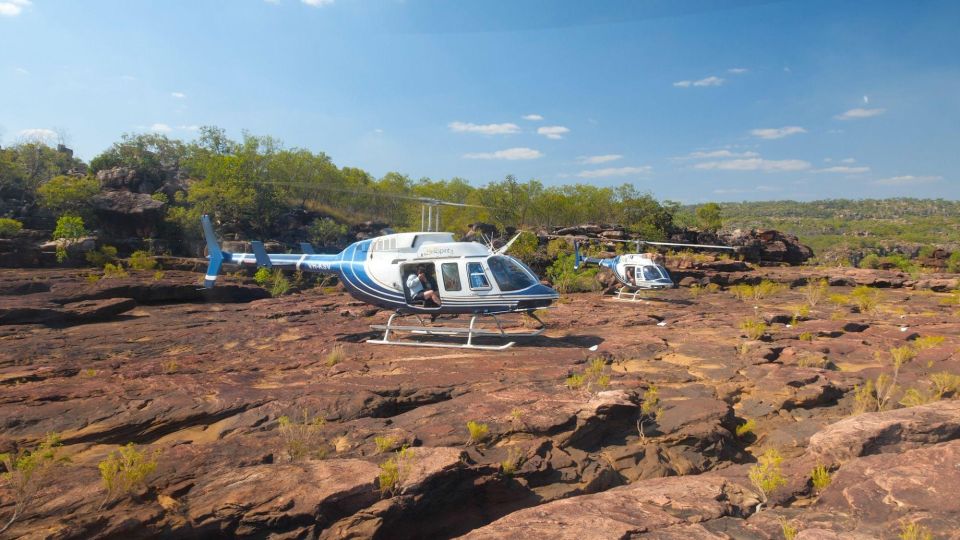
536;283;560;299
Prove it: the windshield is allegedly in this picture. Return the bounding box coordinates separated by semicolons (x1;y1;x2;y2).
487;256;537;291
641;265;667;281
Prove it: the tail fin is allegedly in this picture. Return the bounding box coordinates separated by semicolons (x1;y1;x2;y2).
574;241;583;271
201;215;224;288
299;242;316;255
251;241;272;269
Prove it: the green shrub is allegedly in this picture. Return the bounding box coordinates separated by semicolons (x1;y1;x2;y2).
85;245;118;267
748;448;787;507
736;418;756;439
912;335;944;351
899;521;933;540
374;435;398;455
0;217;23;238
739;318;768;340
850;286;882;314
798;332;815;342
102;263;128;279
52;215;88;263
309;217;348;247
801;278;829;307
780;517;799;540
378;446;414;497
0;434;67;534
930;372;960;398
270;269;291;297
278;410;327;461
98;443;159;509
325;344;345;366
153;270;165;281
466;421;490;445
810;464;831;492
128;250;157;271
859;253;881;269
254;266;272;285
566;357;610;393
37;174;99;215
500;447;524;476
947;252;960;273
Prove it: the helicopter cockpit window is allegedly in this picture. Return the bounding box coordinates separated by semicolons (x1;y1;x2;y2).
467;262;491;290
487;256;536;291
641;266;665;281
441;262;461;292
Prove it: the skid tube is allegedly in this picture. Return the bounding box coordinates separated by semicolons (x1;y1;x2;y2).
367;310;546;350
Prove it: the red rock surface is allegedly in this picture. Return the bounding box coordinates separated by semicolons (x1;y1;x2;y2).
0;265;958;538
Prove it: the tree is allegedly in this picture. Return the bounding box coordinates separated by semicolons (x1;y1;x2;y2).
37;175;99;217
52;215;88;262
696;202;723;233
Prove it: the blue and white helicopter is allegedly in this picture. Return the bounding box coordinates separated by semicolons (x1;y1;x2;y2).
200;214;559;349
571;237;736;301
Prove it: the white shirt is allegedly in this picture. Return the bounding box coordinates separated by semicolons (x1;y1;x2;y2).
406;273;424;294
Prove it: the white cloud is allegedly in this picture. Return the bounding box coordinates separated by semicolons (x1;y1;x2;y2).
728;68;748;74
302;0;334;6
750;126;807;139
17;128;56;142
537;125;569;139
522;114;543;121
14;66;29;75
177;125;200;131
694;158;811;172
463;147;543;160
448;121;520;135
674;76;725;88
0;0;31;17
813;166;870;174
577;166;651;178
874;175;943;186
679;149;760;160
373;128;384;134
171;92;186;99
150;123;173;133
264;0;280;3
576;154;622;164
835;108;886;120
841;157;856;164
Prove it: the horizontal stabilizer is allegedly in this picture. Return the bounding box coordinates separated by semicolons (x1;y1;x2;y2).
299;242;316;255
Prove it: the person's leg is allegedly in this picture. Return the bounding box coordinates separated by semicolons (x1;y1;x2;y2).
425;290;442;306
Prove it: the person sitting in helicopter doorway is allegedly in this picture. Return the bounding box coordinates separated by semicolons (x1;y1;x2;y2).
406;265;442;306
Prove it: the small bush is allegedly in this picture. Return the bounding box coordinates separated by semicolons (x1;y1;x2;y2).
278;410;327;461
890;345;917;368
637;384;663;442
325;344;345;367
153;270;165;281
0;433;68;534
730;283;754;301
850;286;882;314
801;278;829;307
859;253;881;269
930;371;960;398
86;273;101;284
0;217;23;238
739;318;768;340
86;245;118;267
736;418;756;439
52;215;88;262
912;335;945;351
98;443;159;509
754;280;786;300
779;517;799;540
798;332;815;342
466;421;490;445
828;294;850;307
748;448;787;507
254;266;272;286
102;263;129;279
374;435;397;455
128;250;157;271
566;357;610;393
160;360;178;374
270;269;291;297
899;520;934;540
899;387;936;408
810;464;831;492
378;446;414;497
500;447;525;476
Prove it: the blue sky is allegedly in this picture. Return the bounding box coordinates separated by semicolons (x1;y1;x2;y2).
2;0;958;202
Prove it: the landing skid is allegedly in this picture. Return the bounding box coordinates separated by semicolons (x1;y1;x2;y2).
367;311;546;350
613;286;652;302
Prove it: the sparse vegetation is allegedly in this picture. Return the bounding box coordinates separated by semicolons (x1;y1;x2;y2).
270;269;291;297
378;446;414;497
52;215;88;262
102;262;129;278
128;250;158;271
98;443;159;509
500;447;525;476
637;384;663;443
325;344;345;366
85;245;118;267
801;278;829;307
850;286;882;314
798;332;815;342
748;448;787;508
374;435;397;454
278;410;327;461
466;420;490;445
0;217;23;238
930;371;960;398
899;520;934;540
810;464;831;492
911;335;944;351
779;517;799;540
739;318;768;340
153;270;165;281
566;357;611;393
736;418;756;439
0;433;68;534
160;360;178;374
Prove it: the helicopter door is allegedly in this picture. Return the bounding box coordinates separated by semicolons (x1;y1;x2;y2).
401;263;440;307
624;266;637;286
